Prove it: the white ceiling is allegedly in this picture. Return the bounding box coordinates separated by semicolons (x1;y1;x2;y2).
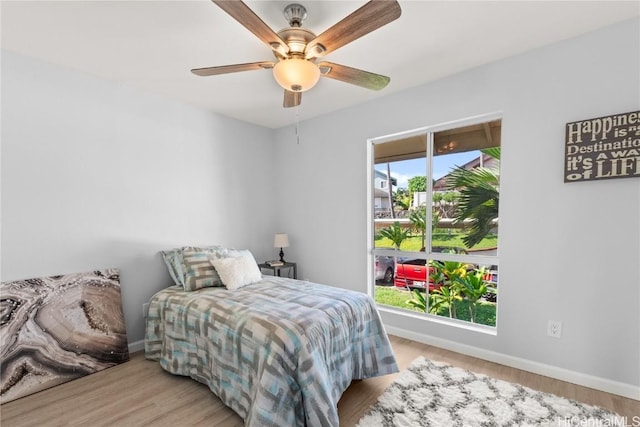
2;1;638;129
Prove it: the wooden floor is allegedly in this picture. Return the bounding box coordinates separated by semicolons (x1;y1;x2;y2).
2;335;638;426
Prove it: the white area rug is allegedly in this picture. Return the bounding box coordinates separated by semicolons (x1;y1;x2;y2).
357;356;624;427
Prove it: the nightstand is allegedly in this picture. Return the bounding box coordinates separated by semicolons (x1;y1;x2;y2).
258;262;297;279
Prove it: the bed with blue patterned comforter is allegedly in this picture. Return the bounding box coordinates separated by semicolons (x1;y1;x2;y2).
144;276;398;426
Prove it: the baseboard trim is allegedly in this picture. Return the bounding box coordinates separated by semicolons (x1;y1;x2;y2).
128;339;145;354
385;325;640;401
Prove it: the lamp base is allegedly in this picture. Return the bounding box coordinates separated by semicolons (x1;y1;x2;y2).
279;248;285;263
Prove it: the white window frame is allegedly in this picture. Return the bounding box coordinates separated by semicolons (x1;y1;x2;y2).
367;112;502;331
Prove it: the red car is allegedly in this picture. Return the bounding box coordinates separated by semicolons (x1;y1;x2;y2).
394;258;498;296
394;259;438;291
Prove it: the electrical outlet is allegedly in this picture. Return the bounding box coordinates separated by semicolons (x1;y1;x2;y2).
547;320;562;338
143;303;149;318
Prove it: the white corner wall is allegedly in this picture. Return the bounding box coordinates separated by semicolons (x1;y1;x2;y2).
273;18;640;397
1;50;277;343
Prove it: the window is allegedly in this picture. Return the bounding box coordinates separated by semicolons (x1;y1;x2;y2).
368;113;501;328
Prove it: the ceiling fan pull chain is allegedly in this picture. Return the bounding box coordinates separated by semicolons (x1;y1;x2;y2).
295;108;300;144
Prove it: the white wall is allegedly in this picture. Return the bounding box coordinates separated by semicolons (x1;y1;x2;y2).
1;51;277;343
273;18;640;395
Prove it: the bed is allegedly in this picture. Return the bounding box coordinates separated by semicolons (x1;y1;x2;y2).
144;275;398;427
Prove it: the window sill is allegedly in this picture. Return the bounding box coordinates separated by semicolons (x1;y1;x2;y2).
376;303;497;336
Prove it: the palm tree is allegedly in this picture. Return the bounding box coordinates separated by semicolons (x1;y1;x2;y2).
379;221;409;288
446;147;500;248
454;267;494;323
386;163;395;219
379;221;409;250
409;209;426;249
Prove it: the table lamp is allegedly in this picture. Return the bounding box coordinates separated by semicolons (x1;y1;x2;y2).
274;233;289;263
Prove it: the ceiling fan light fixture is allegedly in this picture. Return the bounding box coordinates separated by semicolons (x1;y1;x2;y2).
273;58;320;92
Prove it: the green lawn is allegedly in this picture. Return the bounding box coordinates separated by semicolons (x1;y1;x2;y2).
374;286;496;326
375;287;417;309
375;231;497;252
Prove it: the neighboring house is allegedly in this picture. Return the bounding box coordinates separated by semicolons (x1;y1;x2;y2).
412;154;499;207
374;187;392;213
374;170;397;215
412;191;430;208
433;153;498;192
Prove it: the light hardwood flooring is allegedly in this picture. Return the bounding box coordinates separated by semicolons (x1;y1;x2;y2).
2;335;638;426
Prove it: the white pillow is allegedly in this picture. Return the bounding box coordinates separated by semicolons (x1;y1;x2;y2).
210;253;262;290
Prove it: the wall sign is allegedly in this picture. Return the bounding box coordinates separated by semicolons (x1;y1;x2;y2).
564;110;640;182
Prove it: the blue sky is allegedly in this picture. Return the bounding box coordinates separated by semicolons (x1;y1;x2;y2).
378;151;480;188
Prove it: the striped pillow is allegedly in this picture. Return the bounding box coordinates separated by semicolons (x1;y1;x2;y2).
182;247;226;290
161;248;188;287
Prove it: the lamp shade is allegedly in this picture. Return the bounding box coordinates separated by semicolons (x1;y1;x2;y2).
273;58;320;92
274;233;289;248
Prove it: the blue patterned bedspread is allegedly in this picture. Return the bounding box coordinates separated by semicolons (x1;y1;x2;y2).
144;276;398;426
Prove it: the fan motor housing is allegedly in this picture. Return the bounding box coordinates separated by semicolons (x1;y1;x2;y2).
277;27;316;56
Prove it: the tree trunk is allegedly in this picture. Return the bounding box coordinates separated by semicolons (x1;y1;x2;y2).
386;163;395;219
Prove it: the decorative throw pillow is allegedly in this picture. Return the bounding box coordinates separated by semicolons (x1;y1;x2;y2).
161;247;191;287
211;252;262;290
161;245;226;289
182;247;228;291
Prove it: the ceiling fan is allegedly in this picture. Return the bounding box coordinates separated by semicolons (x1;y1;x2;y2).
192;0;402;108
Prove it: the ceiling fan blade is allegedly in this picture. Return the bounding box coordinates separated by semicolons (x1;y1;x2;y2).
283;90;301;108
212;0;288;56
318;62;390;90
191;61;274;76
305;0;401;59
